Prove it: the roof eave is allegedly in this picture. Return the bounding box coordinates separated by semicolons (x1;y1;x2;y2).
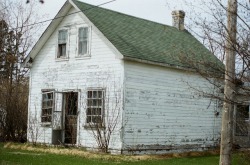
123;56;194;72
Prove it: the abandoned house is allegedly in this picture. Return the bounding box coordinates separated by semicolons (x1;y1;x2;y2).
24;0;249;154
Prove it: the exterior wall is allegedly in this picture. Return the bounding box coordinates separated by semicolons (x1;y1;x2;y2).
122;61;221;154
27;7;124;152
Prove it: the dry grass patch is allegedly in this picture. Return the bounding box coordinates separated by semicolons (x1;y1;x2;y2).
4;142;136;162
4;142;220;162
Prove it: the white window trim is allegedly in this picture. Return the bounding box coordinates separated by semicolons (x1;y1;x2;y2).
76;26;91;59
84;88;105;128
56;28;70;60
40;90;55;126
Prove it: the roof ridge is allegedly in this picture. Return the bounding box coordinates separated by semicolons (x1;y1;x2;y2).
73;0;174;29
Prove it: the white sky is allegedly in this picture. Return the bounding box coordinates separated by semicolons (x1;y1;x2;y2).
38;0;186;27
29;0;195;46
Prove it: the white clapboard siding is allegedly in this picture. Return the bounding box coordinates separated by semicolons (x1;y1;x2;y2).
28;7;124;151
122;61;221;153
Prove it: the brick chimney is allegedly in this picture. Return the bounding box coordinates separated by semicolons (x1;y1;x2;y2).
171;10;185;30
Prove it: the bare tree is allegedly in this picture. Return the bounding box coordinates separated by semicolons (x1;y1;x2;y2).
0;0;44;142
165;0;250;164
26;0;44;4
27;111;42;145
85;78;122;153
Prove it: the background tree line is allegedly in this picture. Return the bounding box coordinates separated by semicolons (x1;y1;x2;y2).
0;0;43;142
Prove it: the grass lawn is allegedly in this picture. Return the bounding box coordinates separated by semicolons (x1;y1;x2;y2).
0;143;249;165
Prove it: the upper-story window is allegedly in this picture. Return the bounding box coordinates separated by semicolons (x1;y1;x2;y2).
78;27;89;56
57;29;68;58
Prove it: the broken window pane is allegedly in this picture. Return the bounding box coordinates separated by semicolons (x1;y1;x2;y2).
58;44;66;57
57;29;67;58
41;91;54;123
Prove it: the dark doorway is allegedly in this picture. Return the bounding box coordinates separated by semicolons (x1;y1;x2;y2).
64;92;78;144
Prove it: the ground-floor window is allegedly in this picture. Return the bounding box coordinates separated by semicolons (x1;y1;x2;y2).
86;89;104;124
41;91;54;123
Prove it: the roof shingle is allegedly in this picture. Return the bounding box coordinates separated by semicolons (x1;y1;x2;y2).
73;0;223;71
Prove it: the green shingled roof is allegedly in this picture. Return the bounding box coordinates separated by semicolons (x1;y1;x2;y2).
73;0;223;71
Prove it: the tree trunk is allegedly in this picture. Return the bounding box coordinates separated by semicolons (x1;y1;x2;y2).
219;0;237;165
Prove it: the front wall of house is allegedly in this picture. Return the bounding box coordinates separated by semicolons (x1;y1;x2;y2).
27;7;124;152
123;61;221;154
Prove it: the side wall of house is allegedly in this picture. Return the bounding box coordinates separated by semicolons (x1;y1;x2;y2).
122;61;221;154
27;7;124;152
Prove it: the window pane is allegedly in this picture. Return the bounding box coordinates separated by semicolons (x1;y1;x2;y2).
41;92;54;123
48;108;52;115
47;100;53;107
87;99;92;106
79;27;88;41
93;91;97;98
61;44;66;56
79;41;87;55
78;42;82;55
42;94;47;100
83;28;88;39
87;108;92;115
92;108;98;115
98;99;102;106
78;27;88;55
58;30;67;44
47;93;53;99
43;109;47;115
41;116;46;122
93;116;102;123
87;91;92;98
87;116;91;123
58;44;66;57
98;91;102;98
42;109;46;115
47;116;52;122
96;108;101;115
93;100;97;106
42;101;47;108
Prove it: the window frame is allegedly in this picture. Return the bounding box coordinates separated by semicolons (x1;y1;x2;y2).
76;26;91;58
85;88;105;126
56;28;69;59
41;91;55;126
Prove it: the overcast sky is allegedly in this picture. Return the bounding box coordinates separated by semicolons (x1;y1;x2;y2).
38;0;187;26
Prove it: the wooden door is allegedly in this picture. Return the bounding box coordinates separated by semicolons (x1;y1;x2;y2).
64;92;78;144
